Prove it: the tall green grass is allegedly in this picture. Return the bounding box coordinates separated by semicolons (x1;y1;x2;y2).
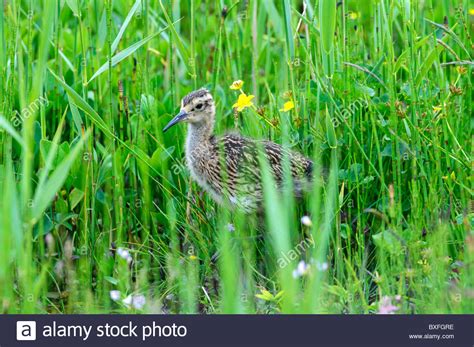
0;0;472;314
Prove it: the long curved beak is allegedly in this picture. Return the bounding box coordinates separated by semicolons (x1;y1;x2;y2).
163;110;188;132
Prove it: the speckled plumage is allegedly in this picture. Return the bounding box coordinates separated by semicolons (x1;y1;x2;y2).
164;88;314;211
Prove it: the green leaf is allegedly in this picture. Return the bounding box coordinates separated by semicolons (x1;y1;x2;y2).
372;230;402;255
33;215;54;236
0;115;25;148
158;1;190;71
415;44;443;87
88;19;178;85
98;10;107;48
50;70;111;135
111;0;142;54
50;70;165;183
36;111;67;197
69;188;85;209
104;276;119;285
65;0;79;16
355;82;375;97
320;0;336;53
325;109;337;148
424;19;471;60
67;93;83;135
381;142;409;158
88;31;161;84
282;0;294;60
0;3;4;68
31;130;90;223
274;290;285;301
261;0;283;38
0;163;22;259
150;148;163;171
255;289;275;301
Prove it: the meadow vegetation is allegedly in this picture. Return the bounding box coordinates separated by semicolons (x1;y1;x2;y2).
0;0;472;314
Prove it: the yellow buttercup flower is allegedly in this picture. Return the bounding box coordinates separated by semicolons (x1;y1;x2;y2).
230;80;244;90
469;8;474;15
279;100;295;112
348;11;359;20
442;171;456;181
233;93;254;112
432;105;442;113
189;255;198;261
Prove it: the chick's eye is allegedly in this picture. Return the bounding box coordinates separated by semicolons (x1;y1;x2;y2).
195;103;204;110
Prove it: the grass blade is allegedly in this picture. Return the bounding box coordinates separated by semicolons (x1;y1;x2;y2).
415;44;443;87
50;69;111;134
67;93;84;135
319;0;336;53
0;115;25;148
282;0;294;60
111;0;142;54
35;110;67;199
158;1;190;71
31;130;90;223
88;24;173;84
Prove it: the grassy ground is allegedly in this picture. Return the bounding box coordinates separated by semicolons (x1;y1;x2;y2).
0;0;472;314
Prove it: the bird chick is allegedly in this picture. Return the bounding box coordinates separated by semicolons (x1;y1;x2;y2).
163;88;314;211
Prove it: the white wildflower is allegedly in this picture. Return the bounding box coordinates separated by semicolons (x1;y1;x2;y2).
117;247;133;264
301;215;313;227
292;260;310;278
110;290;121;301
378;296;399;314
131;295;146;310
123;294;146;310
316;261;329;272
123;295;132;306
